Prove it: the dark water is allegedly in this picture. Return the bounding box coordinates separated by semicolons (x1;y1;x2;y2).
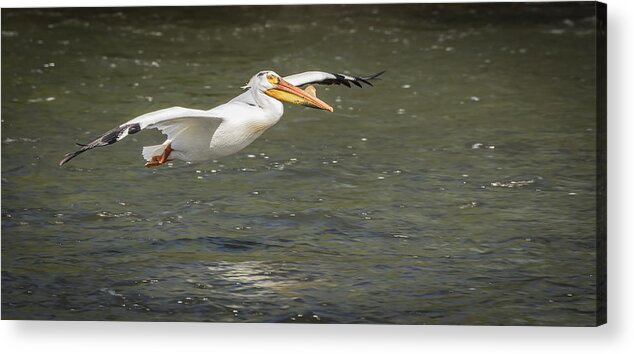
2;3;600;325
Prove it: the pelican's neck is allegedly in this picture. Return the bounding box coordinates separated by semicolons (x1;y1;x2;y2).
252;89;284;120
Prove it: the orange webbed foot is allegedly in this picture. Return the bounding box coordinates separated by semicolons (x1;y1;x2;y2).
144;144;173;168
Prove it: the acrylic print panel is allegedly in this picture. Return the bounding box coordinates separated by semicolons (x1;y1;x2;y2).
1;2;606;325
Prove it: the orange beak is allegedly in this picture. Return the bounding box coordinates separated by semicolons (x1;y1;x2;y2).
265;78;334;112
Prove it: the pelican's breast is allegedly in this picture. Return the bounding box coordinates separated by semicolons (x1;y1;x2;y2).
207;118;273;158
245;120;274;136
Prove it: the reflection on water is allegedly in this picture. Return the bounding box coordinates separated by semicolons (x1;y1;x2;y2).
2;3;599;325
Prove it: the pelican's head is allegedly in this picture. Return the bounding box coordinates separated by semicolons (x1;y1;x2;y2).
244;70;333;112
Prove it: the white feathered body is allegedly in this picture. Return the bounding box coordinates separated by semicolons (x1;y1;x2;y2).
133;90;283;163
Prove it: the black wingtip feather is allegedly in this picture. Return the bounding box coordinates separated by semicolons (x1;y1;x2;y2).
363;70;386;81
336;70;385;88
59;147;89;166
60;123;141;167
358;78;373;86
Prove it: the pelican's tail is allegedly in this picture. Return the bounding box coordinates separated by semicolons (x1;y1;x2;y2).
142;144;168;162
59;123;141;166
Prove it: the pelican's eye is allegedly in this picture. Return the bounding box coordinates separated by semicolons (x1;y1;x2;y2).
266;74;279;85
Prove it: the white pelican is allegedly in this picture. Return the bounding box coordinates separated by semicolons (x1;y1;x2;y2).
59;70;384;167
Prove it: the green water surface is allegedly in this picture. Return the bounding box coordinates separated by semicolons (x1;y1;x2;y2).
2;3;600;325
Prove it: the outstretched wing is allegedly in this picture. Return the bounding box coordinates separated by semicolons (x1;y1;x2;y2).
59;107;223;166
283;70;385;88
